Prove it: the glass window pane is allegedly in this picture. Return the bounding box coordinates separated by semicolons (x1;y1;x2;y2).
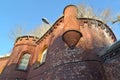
18;53;31;70
40;48;48;64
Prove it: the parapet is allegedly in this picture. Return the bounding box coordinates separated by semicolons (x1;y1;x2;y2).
14;36;39;46
0;56;9;60
77;18;117;42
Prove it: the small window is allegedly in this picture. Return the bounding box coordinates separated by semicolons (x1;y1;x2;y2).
40;48;48;64
18;53;31;70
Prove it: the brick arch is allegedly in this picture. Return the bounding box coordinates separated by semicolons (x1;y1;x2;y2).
17;51;31;71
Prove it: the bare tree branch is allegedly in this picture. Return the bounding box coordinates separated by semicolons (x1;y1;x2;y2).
9;23;51;41
77;4;112;23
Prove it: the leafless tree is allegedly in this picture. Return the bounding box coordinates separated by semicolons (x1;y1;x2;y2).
9;4;113;41
9;23;51;41
9;26;26;41
112;15;120;24
77;4;112;23
28;23;51;38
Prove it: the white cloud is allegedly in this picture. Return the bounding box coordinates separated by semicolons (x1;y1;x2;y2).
0;53;10;58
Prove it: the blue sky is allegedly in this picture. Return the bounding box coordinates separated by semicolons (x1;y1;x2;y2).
0;0;120;56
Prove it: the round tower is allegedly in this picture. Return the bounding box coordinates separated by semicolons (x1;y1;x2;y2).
33;5;116;80
1;36;39;80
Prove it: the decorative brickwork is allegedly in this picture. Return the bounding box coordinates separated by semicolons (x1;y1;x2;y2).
0;4;119;80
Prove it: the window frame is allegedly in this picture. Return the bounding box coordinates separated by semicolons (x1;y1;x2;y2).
17;52;31;71
40;47;48;65
34;46;48;69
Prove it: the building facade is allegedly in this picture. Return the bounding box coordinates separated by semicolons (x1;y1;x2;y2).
0;5;120;80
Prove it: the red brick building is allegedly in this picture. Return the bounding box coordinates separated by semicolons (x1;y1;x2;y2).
0;5;120;80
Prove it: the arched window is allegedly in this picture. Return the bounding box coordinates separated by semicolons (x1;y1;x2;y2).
18;53;31;70
40;48;48;64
